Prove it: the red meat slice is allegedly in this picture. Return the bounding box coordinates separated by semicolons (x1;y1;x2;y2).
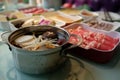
84;41;96;49
98;44;113;50
102;40;114;48
69;36;79;45
94;33;105;42
104;35;119;44
33;9;45;14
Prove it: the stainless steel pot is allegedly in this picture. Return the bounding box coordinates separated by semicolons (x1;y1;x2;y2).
1;25;82;74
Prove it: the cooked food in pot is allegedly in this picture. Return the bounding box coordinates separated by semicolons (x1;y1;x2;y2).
14;31;65;51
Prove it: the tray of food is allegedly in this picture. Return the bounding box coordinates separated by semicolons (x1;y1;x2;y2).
64;23;120;63
58;8;81;16
41;11;82;24
79;9;99;19
0;10;28;21
10;15;66;30
59;9;100;25
18;6;48;15
83;18;120;31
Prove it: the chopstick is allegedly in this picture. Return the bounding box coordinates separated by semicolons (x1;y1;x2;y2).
103;9;113;22
106;11;113;22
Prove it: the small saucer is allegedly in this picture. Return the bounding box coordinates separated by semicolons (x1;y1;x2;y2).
65;57;94;80
6;57;94;80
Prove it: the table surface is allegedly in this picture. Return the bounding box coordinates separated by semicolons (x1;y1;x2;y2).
81;53;120;80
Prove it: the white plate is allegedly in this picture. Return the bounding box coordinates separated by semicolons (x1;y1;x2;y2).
83;18;120;31
98;12;120;20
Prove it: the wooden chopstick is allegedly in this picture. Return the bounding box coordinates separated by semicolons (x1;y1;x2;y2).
106;11;113;22
103;9;113;22
103;9;108;21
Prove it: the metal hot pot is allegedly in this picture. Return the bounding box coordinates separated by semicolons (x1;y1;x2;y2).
1;25;82;74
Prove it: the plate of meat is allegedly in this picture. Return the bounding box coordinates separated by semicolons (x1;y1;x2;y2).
64;23;120;63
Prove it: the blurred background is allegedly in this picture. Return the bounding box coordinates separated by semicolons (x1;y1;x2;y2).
0;0;119;13
62;0;120;13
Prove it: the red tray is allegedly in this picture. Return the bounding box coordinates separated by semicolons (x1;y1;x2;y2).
64;23;120;63
67;45;119;63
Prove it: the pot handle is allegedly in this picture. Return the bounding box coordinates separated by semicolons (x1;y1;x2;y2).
60;34;82;56
1;31;12;51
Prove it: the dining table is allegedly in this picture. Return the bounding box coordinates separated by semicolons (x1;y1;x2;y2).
0;3;120;80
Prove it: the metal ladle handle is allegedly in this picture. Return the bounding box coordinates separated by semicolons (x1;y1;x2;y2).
61;34;82;56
